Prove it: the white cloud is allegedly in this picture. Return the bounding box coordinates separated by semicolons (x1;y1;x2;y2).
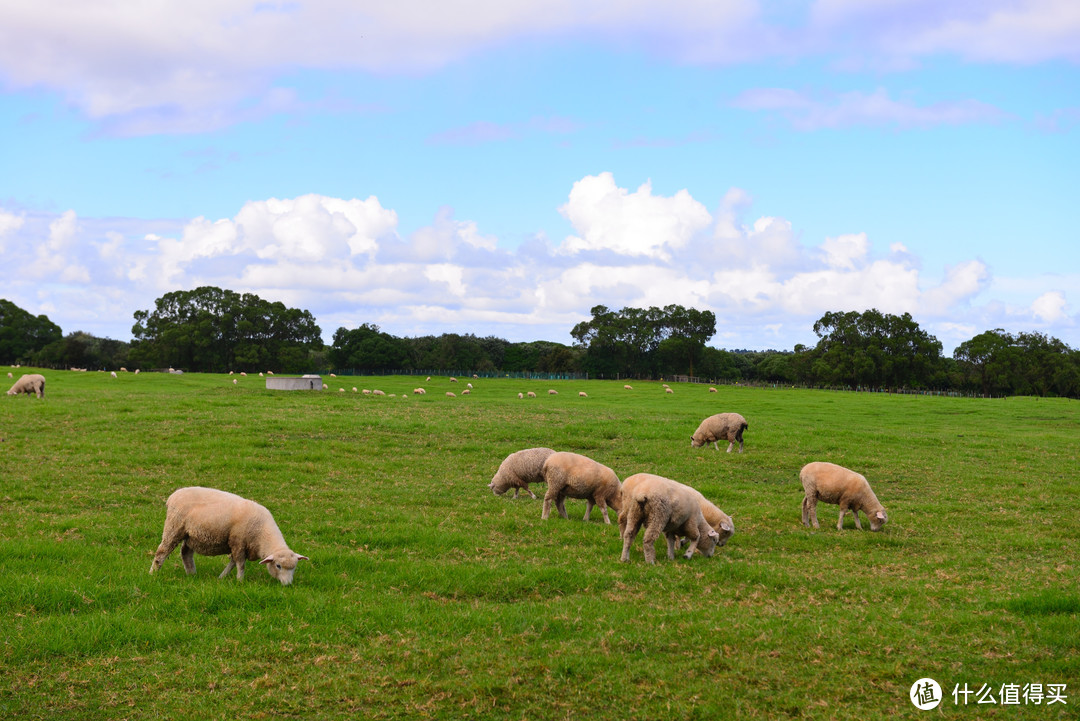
1031;290;1068;323
0;176;1073;353
732;87;1009;130
558;173;712;259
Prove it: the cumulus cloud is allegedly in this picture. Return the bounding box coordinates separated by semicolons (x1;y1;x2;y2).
0;174;1071;352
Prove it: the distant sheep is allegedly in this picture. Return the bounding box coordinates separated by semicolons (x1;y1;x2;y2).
489;447;556;499
6;374;45;398
541;451;622;524
800;462;888;532
623;384;632;390
462;389;471;395
111;371;117;378
517;392;524;399
708;387;717;393
549;389;558;395
372;389;385;396
578;391;588;398
446;391;456;397
363;389;372;395
527;391;536;398
618;473;721;563
413;388;426;395
449;377;458;383
690;412;748;453
233;379;238;385
149;486;308;585
353;387;358;393
467;382;473;389
665;388;673;394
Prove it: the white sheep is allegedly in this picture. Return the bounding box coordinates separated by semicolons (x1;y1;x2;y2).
527;391;536;398
489;447;556;499
322;383;328;390
426;376;431;381
372;389;385;396
618;473;721;563
353;387;358;393
665;388;673;394
708;387;717;393
462;388;471;395
232;379;237;385
363;389;372;395
467;382;473;389
449;377;458;383
413;388;426;395
623;384;632;390
111;371;117;378
6;373;45;398
6;372;11;378
240;372;247;376
541;451;622;524
578;391;588;398
339;388;345;393
517;392;524;399
549;389;558;395
149;486;308;585
690;412;748;453
800;462;888;532
446;391;456;397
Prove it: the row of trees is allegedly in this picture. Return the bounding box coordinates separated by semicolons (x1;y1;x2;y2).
3;292;1079;397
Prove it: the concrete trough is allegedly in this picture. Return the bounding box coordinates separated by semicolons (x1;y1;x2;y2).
266;375;323;391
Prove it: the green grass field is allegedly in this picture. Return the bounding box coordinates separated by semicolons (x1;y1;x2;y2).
1;368;1077;719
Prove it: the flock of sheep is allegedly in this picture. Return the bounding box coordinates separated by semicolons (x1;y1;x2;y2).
6;370;888;582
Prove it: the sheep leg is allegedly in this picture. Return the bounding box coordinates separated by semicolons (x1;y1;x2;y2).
801;495;811;527
665;534;677;560
583;499;595;522
836;504;849;531
149;527;187;574
681;525;701;560
524;486;537;500
597;498;611;525
180;542;197;575
555;495;568;520
234;557;246;581
511;488;520;499
726;441;734;453
621;519;642;563
852;509;863;530
541;493;555;520
641;521;664;565
807;497;820;528
219;559;235;579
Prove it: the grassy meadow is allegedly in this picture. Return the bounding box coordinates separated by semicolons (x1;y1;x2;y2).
1;368;1077;719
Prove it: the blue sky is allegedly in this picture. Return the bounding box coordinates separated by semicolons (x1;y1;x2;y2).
1;1;1077;354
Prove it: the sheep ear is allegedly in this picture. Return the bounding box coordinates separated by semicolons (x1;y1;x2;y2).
721;521;734;532
708;529;720;539
259;555;274;565
875;511;885;520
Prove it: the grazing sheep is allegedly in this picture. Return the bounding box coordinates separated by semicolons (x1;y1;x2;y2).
232;379;237;385
623;384;632;390
446;391;456;397
339;388;345;393
322;383;329;390
353;387;358;393
462;388;471;395
665;388;673;394
549;389;558;395
413;388;425;395
690;412;748;453
489;447;556;499
541;452;622;524
800;462;888;531
149;486;308;585
6;372;11;378
578;391;588;398
240;372;247;376
527;391;536;398
618;473;721;564
120;367;127;372
111;371;117;378
372;389;385;396
6;373;45;398
363;389;372;395
708;387;717;393
467;382;473;389
426;376;431;381
267;371;274;375
517;392;524;399
449;377;458;383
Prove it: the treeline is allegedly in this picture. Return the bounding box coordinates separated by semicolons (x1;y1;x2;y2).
3;291;1079;398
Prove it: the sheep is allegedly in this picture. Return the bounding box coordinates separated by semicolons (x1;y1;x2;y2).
111;371;117;378
690;412;748;453
665;388;673;394
800;461;888;532
623;384;632;390
426;376;431;381
449;377;458;383
6;374;45;398
372;389;385;396
339;388;345;393
540;451;622;524
322;383;329;390
548;389;558;395
462;388;471;395
149;486;308;585
233;379;238;385
353;387;358;393
363;389;372;395
446;391;456;397
517;392;524;399
618;473;721;564
6;372;11;378
620;474;734;553
488;447;556;499
578;391;588;398
527;391;536;398
240;372;247;376
708;387;717;393
467;382;473;389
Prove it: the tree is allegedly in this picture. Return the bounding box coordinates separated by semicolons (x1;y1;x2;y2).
0;299;62;363
131;287;322;373
810;309;943;389
329;324;411;371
